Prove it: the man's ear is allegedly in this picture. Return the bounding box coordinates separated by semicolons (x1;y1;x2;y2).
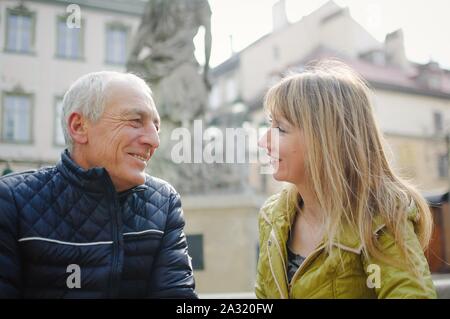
68;112;88;145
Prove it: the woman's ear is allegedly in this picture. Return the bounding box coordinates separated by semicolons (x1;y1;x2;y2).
67;112;88;145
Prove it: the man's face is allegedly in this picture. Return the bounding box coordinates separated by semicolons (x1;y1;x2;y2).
83;79;160;191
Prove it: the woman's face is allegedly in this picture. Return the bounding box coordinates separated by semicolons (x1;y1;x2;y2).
258;113;308;186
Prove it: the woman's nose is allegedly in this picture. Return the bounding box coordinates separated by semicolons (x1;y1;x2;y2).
258;129;270;150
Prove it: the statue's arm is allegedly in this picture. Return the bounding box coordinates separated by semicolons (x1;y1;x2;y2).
129;0;154;60
200;1;212;89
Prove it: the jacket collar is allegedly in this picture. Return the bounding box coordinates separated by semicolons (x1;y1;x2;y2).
56;149;149;195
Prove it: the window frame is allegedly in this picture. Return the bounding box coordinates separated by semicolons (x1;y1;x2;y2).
433;111;444;135
104;21;130;66
4;5;36;55
273;45;280;60
438;153;449;179
53;95;66;147
1;89;34;144
186;234;205;270
225;77;238;103
55;14;85;61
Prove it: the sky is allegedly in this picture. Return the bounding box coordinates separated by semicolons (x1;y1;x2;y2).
196;0;450;69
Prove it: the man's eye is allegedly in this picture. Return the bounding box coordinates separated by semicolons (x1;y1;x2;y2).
130;119;142;126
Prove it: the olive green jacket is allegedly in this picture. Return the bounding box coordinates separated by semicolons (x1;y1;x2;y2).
255;190;437;299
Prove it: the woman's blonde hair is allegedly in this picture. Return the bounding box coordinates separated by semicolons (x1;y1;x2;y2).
264;60;433;275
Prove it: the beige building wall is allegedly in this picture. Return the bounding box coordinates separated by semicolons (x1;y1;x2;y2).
182;194;264;293
373;90;450;138
373;90;450;193
318;9;380;59
385;134;448;193
209;70;242;111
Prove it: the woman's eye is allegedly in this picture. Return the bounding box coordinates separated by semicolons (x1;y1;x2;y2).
275;126;286;133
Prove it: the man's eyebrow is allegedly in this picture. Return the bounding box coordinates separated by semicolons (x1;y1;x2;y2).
121;107;160;124
121;108;151;119
121;108;147;117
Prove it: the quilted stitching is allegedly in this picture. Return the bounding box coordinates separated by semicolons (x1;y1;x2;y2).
0;151;196;298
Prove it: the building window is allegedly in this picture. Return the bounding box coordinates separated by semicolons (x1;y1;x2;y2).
2;93;33;143
5;6;35;53
226;78;238;103
438;154;448;179
273;46;280;60
186;234;204;270
209;85;221;109
105;24;128;65
433;111;443;134
54;97;65;146
56;16;83;59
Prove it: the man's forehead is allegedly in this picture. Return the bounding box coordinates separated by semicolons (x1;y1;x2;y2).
105;78;150;101
104;78;159;120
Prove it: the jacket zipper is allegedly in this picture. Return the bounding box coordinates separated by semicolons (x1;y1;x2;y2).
106;176;122;298
288;243;325;296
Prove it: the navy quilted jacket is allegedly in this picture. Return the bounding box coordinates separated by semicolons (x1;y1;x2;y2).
0;150;197;298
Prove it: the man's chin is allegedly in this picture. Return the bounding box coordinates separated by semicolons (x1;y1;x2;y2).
130;173;146;186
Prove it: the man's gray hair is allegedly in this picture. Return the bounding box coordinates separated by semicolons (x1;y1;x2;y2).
61;71;153;151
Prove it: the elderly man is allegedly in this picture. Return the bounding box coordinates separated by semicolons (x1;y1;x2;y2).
0;71;197;298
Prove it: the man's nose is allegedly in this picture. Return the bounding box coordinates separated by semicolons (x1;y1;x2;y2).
140;124;160;149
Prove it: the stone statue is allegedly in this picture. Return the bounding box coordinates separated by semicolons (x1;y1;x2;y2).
127;0;245;194
128;0;212;125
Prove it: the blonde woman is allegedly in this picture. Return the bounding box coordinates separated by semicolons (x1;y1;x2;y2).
256;61;437;299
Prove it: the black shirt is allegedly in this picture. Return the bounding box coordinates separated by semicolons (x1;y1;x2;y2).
287;245;306;283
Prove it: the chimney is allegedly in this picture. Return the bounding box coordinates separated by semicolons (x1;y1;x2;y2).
384;29;410;70
416;60;444;91
228;34;235;57
272;0;288;31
